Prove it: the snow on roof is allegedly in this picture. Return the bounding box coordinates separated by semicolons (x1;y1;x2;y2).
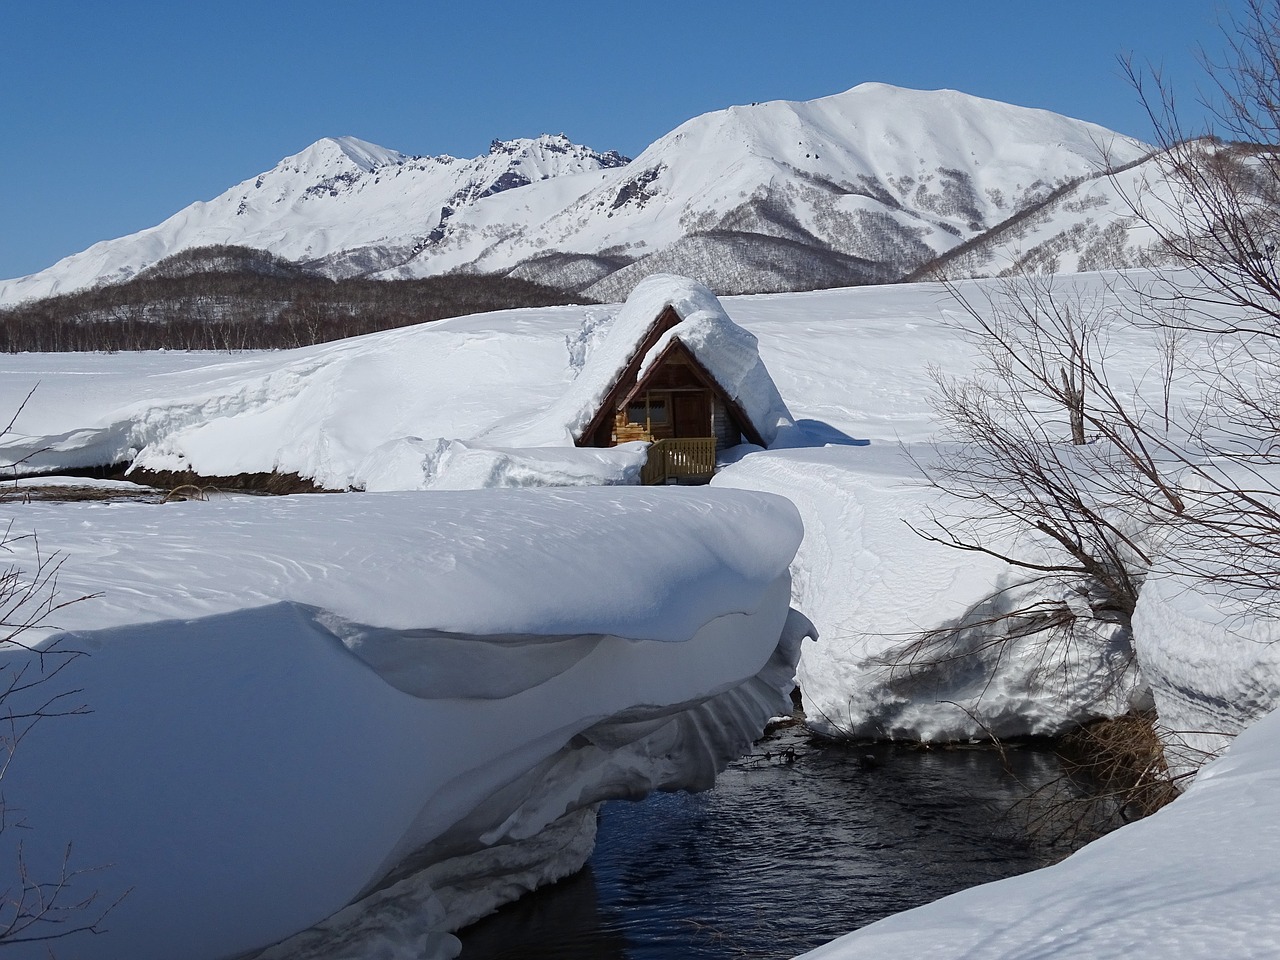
560;274;794;446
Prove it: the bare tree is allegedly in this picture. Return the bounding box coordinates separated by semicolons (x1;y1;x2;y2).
916;1;1280;636
913;274;1188;637
1117;0;1280;610
892;9;1280;803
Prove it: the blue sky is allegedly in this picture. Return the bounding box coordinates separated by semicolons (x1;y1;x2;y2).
0;0;1244;281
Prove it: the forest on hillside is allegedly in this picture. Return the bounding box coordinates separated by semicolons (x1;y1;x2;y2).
0;245;592;351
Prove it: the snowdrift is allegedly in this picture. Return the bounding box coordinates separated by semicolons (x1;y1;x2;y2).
1130;462;1280;773
0;487;809;960
715;444;1144;741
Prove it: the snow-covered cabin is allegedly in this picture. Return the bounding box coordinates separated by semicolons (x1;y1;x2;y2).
572;275;792;483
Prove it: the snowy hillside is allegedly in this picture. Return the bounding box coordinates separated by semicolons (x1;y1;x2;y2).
0;134;628;304
476;83;1148;298
917;150;1174;278
0;84;1146;305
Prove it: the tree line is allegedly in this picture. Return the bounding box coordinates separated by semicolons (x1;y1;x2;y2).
0;246;592;352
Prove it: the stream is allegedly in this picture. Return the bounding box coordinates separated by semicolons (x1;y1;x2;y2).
459;725;1077;959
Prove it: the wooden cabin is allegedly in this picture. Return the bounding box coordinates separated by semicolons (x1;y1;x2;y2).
575;305;766;484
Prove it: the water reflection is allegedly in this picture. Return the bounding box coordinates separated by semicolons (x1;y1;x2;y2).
455;867;628;960
459;728;1065;959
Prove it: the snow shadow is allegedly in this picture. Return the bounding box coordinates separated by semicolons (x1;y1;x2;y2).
774;419;871;449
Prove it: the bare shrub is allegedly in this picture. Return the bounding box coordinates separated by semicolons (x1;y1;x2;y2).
1011;711;1184;855
0;405;120;944
911;275;1183;638
1117;0;1280;613
905;5;1280;790
0;523;121;945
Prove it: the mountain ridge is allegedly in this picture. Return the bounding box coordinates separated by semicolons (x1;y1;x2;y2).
0;84;1151;305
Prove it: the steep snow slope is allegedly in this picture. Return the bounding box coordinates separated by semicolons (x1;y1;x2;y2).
916;139;1280;281
0;85;1145;304
919;151;1176;278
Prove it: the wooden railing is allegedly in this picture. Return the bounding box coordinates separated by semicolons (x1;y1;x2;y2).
641;437;717;485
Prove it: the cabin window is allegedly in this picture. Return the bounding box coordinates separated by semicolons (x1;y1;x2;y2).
627;396;667;425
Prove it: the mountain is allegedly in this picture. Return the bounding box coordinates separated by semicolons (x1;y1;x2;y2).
0;85;1150;305
905;149;1173;280
443;83;1150;298
0;134;628;305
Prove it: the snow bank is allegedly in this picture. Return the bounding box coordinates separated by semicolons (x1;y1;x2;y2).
795;703;1280;960
1131;462;1280;771
4;475;154;491
1133;566;1280;774
0;486;808;960
354;437;648;491
715;444;1142;740
0;308;586;488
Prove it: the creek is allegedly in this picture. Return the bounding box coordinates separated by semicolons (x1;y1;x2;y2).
459;725;1075;959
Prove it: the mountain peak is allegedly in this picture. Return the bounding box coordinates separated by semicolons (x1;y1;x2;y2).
283;136;407;175
486;134;629;167
490;133;570;155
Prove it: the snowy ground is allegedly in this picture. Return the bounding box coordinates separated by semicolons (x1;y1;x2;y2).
2;271;1277;958
0;281;954;457
0;274;1181;478
0;271;1233;744
0;488;808;960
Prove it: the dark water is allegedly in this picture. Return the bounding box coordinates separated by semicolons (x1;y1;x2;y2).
458;727;1068;959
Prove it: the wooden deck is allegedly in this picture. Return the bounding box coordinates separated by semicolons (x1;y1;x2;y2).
641;437;717;485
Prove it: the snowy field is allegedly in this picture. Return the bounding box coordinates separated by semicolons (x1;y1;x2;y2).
0;270;1213;740
2;271;1278;958
0;276;1157;476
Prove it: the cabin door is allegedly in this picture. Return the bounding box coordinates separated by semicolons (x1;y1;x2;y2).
671;393;711;438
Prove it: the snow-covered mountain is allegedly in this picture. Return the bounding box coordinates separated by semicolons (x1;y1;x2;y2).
0;84;1150;305
0;134;629;304
910;149;1175;279
456;83;1150;299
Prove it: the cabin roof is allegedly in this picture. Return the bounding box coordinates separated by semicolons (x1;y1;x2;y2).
567;275;792;447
